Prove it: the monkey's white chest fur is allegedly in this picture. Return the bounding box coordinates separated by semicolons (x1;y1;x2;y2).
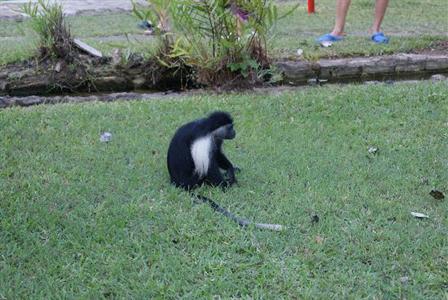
191;136;212;177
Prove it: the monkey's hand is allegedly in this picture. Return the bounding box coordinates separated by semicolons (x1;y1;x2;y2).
224;168;237;183
220;179;236;192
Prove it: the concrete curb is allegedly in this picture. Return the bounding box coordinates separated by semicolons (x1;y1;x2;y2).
0;0;147;20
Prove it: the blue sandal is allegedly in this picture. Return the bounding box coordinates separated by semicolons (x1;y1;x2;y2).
371;32;389;44
316;33;344;43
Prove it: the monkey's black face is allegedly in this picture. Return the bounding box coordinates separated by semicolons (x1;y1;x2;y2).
214;123;236;140
226;124;236;140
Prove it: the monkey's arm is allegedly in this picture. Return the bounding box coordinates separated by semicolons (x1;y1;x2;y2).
216;150;238;184
216;150;234;170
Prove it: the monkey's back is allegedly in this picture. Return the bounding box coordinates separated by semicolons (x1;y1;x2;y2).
167;121;203;190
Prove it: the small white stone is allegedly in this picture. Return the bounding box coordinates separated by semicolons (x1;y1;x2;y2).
100;132;112;142
368;146;379;154
431;74;446;82
54;61;62;73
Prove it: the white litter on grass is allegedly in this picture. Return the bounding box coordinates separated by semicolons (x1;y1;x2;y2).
74;38;103;58
400;276;409;284
320;41;332;48
100;132;112;143
368;146;379;154
411;212;429;218
296;48;304;56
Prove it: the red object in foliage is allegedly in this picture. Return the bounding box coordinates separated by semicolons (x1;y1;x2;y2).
308;0;315;14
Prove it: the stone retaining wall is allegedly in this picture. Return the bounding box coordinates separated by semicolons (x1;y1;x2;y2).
1;53;447;108
276;54;448;84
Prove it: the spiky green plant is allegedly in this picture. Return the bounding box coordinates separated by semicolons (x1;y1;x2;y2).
22;0;74;60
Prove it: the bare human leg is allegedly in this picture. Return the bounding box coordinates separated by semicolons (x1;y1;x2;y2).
371;0;389;33
330;0;351;37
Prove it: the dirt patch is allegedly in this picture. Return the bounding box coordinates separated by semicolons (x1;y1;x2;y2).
413;40;448;55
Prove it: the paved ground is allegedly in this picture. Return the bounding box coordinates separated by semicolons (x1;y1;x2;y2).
0;0;145;20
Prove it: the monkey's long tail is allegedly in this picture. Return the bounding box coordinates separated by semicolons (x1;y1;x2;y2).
194;194;284;231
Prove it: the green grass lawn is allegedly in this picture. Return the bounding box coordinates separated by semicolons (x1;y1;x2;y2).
0;0;447;65
1;81;447;298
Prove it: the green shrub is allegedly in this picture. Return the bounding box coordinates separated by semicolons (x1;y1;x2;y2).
133;0;297;87
23;0;74;60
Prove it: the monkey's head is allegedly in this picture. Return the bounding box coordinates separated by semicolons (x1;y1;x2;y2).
208;111;236;140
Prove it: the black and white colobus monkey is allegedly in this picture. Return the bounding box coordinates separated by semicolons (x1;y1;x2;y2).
167;111;284;231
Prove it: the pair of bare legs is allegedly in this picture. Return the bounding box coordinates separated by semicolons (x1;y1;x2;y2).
319;0;389;43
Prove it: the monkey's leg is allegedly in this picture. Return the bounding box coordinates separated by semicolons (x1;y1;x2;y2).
206;163;231;188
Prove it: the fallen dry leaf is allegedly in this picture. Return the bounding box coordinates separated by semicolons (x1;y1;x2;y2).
429;189;445;200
